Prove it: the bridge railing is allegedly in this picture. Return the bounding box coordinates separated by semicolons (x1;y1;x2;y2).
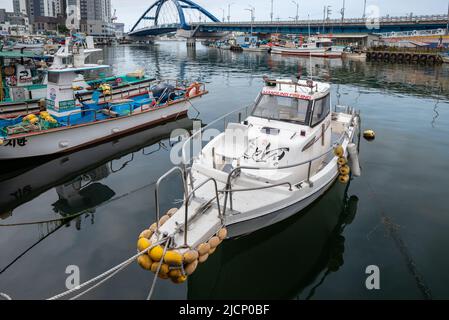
130;23;180;32
378;28;448;38
194;14;448;26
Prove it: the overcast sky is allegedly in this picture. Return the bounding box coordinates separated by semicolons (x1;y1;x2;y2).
0;0;447;31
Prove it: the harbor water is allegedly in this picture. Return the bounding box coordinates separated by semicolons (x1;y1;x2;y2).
0;42;448;299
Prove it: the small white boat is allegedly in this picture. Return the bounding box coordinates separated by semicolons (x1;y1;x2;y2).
342;47;367;61
441;53;449;63
241;45;270;53
135;76;361;284
343;52;367;61
272;37;342;58
0;37;207;160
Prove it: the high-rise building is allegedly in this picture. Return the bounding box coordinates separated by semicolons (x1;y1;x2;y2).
13;0;28;16
27;0;67;33
79;0;114;37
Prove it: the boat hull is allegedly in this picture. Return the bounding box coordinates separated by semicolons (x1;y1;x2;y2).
226;174;338;238
271;47;342;58
343;52;367;61
242;47;270;53
0;100;190;159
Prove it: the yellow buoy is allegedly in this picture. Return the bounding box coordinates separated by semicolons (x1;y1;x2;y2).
166;208;178;217
334;145;344;157
339;175;350;184
363;130;376;140
208;236;221;249
168;269;183;279
137;238;152;252
197;243;211;256
164;250;183;266
339;165;351;176
159;214;170;226
199;254;209;264
172;275;187;284
139;229;153;239
183;250;199;264
337;157;347;166
158;273;169;280
218;228;228;241
149;245;164;261
137;255;153;270
150;262;159;273
185;260;198;276
149;223;157;233
159;263;170;276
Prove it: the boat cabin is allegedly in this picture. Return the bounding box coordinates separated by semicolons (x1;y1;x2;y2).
199;78;333;185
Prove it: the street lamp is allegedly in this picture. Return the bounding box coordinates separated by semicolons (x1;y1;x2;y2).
245;6;255;35
292;1;299;22
227;3;235;23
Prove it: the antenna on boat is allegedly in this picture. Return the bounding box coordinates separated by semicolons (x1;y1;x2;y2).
308;14;314;89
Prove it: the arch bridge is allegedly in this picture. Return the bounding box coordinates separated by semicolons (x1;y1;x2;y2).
129;0;221;38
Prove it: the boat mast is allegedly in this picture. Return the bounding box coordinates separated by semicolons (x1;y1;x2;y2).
0;58;3;101
309;14;313;82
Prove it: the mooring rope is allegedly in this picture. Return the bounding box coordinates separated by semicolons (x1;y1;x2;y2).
69;262;132;300
47;238;166;300
146;236;172;300
0;292;12;300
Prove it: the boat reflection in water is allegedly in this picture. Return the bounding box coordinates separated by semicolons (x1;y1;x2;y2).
0;117;194;275
0;116;194;220
188;182;358;300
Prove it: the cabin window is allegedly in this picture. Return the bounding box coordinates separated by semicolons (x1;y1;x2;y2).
311;94;331;127
47;72;60;84
252;94;311;125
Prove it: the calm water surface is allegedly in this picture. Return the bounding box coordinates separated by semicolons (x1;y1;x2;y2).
1;42;449;300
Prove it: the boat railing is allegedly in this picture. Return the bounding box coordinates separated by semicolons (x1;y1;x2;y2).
66;108;98;126
154;167;188;240
220;132;346;214
263;78;319;93
154;166;222;247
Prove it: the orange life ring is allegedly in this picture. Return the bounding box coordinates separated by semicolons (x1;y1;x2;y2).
3;66;15;77
186;82;201;98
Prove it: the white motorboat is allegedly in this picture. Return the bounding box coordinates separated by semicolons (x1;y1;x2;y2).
272;37;342;58
0;36;208;160
241;44;271;53
135;76;361;284
342;47;367;61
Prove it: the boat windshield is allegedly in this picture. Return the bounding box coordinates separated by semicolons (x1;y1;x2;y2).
252;94;310;124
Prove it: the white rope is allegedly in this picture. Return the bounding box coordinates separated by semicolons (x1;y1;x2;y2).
0;292;12;300
47;238;166;300
69;262;132;300
146;237;171;300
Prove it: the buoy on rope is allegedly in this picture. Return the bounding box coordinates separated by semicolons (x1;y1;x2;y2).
363;130;375;141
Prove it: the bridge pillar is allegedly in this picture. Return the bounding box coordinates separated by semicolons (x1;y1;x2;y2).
186;38;196;48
